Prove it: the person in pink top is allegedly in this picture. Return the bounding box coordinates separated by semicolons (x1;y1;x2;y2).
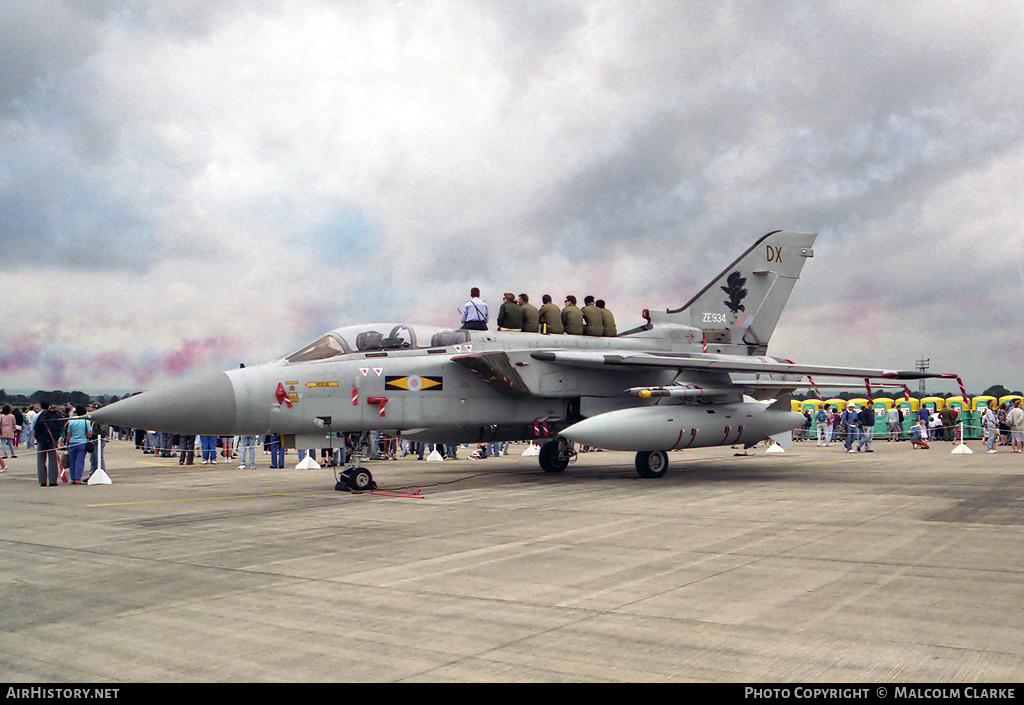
0;406;17;459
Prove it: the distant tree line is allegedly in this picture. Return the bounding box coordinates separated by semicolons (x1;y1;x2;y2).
0;390;131;407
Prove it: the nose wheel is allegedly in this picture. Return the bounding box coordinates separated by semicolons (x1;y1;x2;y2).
335;466;375;492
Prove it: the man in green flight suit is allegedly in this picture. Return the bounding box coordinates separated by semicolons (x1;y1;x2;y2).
581;295;604;336
496;292;525;331
597;299;616;336
518;294;540;333
561;295;584;335
538;294;563;334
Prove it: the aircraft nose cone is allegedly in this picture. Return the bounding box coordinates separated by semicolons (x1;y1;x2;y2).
89;371;238;435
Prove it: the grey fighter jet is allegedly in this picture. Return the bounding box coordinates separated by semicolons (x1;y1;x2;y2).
90;231;962;486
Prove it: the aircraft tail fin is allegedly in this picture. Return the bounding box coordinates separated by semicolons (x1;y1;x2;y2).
656;230;816;350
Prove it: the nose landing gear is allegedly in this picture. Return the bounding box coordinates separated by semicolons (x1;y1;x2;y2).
336;465;375;492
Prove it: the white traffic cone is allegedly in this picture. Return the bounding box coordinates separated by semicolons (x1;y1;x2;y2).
87;468;112;485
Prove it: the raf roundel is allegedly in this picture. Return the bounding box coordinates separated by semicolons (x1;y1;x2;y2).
385;375;444;392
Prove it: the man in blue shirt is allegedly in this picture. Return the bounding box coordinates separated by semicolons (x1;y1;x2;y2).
842;405;861;453
460;288;489;330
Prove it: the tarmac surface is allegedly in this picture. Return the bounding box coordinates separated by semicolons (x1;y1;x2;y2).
1;436;1023;683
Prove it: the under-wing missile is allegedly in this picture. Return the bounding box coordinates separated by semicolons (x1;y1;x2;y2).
626;385;736;398
560;400;803;451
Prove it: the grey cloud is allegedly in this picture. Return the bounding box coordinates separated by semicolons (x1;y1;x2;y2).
0;163;161;271
0;1;100;115
79;0;258;38
3;1;1024;390
480;0;588;78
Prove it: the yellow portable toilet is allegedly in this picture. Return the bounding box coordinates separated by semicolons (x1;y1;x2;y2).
945;396;973;439
824;399;846;413
873;398;895;412
920;396;950;440
872;398;894;436
801;399;824;415
973;396;997;441
791;399;802;413
800;399;825;442
999;395;1024;408
846;398;870;411
946;396;970;411
895;397;921;435
896;397;921;414
973;395;996;411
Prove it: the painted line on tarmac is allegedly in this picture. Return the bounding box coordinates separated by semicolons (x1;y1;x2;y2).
88;490;328;507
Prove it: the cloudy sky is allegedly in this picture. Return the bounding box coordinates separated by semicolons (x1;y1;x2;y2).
1;0;1022;395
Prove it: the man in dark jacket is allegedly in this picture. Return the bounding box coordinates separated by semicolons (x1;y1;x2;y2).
938;408;954;441
857;405;876;452
34;400;67;486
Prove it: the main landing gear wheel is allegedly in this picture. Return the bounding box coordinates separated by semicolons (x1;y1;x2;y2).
539;438;572;473
635;450;669;478
336;466;375;492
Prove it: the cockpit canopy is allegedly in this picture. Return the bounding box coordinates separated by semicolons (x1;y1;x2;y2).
284;324;470;363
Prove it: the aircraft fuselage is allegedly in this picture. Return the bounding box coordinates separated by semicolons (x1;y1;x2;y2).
96;322;703;448
89;231;960;480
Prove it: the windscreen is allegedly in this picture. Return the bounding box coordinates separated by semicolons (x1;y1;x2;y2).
285;334;348;363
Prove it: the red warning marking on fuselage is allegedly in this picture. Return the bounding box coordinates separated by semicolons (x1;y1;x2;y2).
673;428;698;450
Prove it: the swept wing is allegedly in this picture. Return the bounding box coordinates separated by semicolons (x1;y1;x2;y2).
530;350;950;381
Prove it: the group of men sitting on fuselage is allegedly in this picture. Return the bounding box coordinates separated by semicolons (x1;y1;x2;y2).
460;288;616;337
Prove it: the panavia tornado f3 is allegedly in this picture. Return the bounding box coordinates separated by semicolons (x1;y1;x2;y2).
90;230;964;486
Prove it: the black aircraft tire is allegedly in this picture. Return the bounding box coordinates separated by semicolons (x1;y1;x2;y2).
539;440;569;473
635;450;669;478
346;467;374;491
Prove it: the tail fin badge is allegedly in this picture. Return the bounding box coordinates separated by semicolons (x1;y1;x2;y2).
721;271;748;313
